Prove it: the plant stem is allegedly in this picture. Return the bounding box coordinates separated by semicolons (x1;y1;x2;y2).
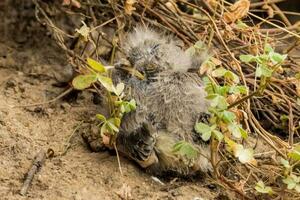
228;90;259;109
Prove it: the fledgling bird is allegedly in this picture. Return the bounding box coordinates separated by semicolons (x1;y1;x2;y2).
112;26;212;175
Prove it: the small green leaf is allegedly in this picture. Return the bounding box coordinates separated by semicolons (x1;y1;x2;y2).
194;40;206;50
185;46;196;56
256;65;273;77
211;67;227;77
270;52;287;64
207;94;228;110
96;114;106;122
129;99;136;110
173;141;199;160
120;104;125;113
114;83;125;96
255;181;273;194
87;57;106;73
288;145;300;161
222;111;236;123
229;86;248;95
295;184;300;193
100;123;108;135
236;20;249;29
264;44;273;53
75;21;90;41
240;54;256;63
216;85;230;96
239;127;248;139
228;123;242;138
212;130;224;141
283;176;297;190
235;145;255;164
107;120;119;133
280;158;291;169
195;122;214;141
98;75;114;92
224;71;240;83
72;74;97;90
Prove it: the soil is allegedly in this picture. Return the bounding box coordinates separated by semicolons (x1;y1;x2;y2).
0;7;228;200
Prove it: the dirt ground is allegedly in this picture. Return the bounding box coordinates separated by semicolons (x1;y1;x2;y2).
0;12;230;200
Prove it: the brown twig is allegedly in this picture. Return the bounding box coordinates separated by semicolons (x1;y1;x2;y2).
19;150;46;196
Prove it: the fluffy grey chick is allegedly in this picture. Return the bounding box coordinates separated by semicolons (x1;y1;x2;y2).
114;26;212;176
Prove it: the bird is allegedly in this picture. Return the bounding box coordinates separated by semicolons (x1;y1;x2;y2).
111;26;213;176
81;26;212;176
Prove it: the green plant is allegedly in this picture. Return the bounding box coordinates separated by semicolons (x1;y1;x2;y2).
72;58;136;144
240;43;287;94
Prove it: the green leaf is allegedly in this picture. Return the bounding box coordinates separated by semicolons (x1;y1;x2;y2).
269;52;287;64
228;123;242;138
295;184;300;193
72;74;97;90
107;119;119;133
129;99;136;110
185;46;196;56
87;57;106;73
224;71;240;83
264;44;273;53
288;145;300;161
114;83;125;96
222;111;236;123
207;94;228;110
120;104;125;113
109;117;121;127
236;20;249;29
216;85;230;96
255;181;273;194
239;127;248;139
195;122;214;141
235;145;255;164
194;40;206;50
96;114;106;122
97;75;114;92
256;65;273;78
100;123;108;135
213;130;224;141
280;158;291;169
283;176;297;190
75;22;90;41
239;54;256;63
172;141;199;160
211;67;227;77
229;86;248;95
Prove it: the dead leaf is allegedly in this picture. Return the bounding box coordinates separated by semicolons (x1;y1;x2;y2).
234;180;246;193
207;0;218;9
227;94;239;104
262;4;274;18
223;0;250;23
230;108;244;123
62;0;81;8
125;0;136;15
271;94;282;104
75;22;90;42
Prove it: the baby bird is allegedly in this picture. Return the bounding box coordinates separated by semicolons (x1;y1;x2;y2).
113;26;212;175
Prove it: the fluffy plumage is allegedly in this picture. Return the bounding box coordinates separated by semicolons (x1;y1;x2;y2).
114;26;212;175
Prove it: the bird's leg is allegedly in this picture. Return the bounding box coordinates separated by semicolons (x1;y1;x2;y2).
116;122;158;168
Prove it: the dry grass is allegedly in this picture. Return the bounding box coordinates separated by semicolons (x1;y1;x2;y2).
32;0;300;199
